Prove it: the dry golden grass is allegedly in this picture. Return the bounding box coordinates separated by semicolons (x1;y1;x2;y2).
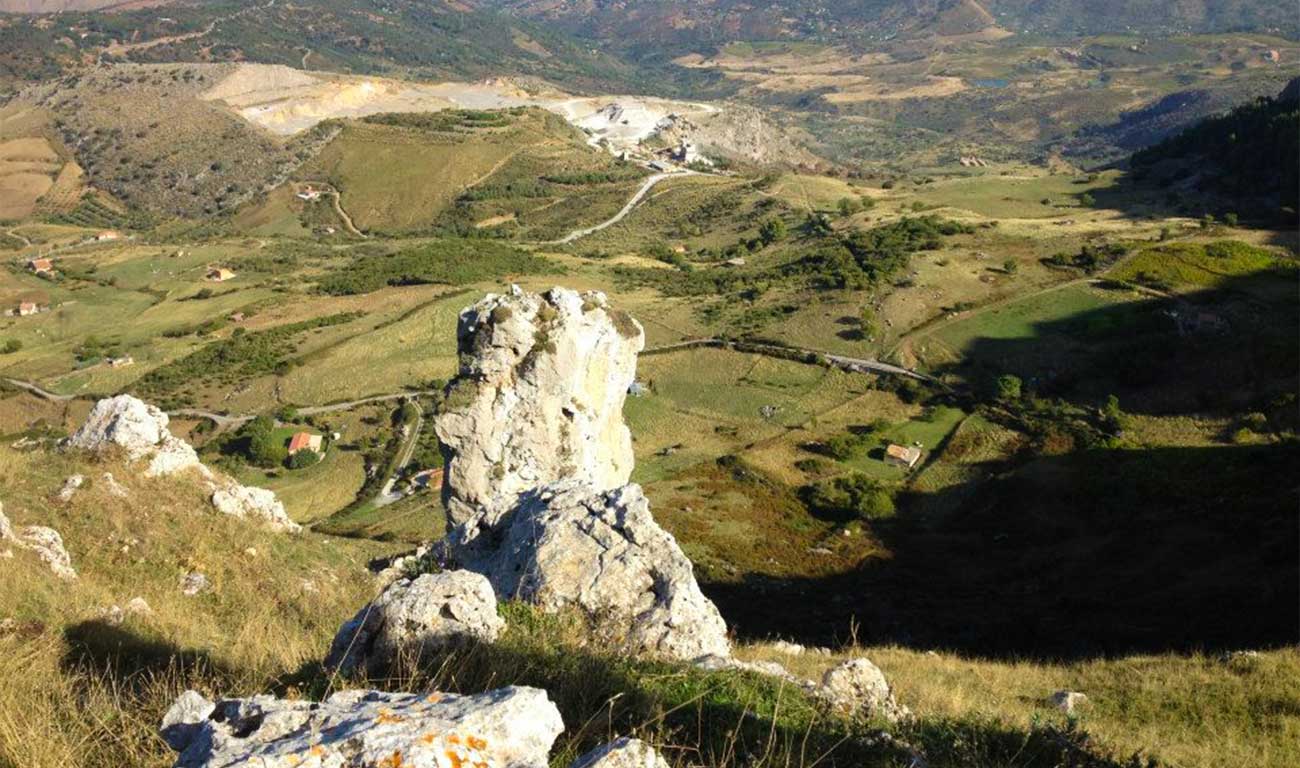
739;643;1300;768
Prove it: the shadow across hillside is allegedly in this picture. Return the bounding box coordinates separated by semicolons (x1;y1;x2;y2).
62;619;236;697
701;443;1300;660
932;272;1298;416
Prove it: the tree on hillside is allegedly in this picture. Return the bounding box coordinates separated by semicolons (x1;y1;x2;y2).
758;218;787;245
996;374;1023;402
859;304;880;341
240;415;287;467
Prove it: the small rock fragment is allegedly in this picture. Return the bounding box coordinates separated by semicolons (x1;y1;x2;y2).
57;474;85;502
571;737;669;768
180;571;210;596
1051;690;1088;714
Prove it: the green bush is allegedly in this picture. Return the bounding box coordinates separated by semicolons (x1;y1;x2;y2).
317;239;553;295
805;473;897;521
286;449;321;470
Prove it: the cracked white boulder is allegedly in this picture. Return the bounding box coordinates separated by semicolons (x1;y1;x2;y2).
161;686;563;768
435;286;643;544
209;479;299;532
0;503;76;580
66;395;201;477
326;570;505;676
818;658;908;723
451;481;729;661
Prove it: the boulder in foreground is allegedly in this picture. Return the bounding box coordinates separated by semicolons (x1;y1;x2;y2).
162;686;563;768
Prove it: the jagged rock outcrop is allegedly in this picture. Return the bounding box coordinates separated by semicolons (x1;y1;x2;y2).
453;481;730;661
0;502;76;580
161;686;564;768
66;394;299;531
208;479;296;532
571;737;669;768
66;395;201;477
818;658;908;723
435;287;728;662
326;570;505;676
436;286;643;543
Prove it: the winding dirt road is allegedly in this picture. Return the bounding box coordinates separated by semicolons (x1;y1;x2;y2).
547;170;694;245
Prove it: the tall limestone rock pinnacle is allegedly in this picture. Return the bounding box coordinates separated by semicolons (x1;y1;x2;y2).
435;287;731;661
435;285;644;541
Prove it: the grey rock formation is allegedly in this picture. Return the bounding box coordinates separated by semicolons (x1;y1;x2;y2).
209;479;298;532
66;395;200;477
161;686;564;768
435;286;643;543
453;481;729;661
571;737;669;768
818;658;907;722
326;570;505;676
0;502;76;580
161;690;216;752
67;395;298;531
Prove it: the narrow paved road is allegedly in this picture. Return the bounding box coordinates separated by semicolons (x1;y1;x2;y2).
643;339;935;382
374;400;424;508
547;171;694;245
5;378;72;401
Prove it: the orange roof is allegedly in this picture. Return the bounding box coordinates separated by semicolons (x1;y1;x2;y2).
28;258;52;271
287;432;321;453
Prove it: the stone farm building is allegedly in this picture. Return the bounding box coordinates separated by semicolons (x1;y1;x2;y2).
287;432;323;455
17;301;38;316
885;443;923;469
26;258;53;275
206;267;236;282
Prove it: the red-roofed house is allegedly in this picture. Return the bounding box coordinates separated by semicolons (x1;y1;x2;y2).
287;432;323;455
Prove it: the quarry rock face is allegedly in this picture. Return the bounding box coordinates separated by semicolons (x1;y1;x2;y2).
571;737;670;768
326;570;505;676
819;658;907;723
68;395;298;531
453;481;730;661
0;503;76;580
161;686;564;768
435;286;643;542
66;395;201;477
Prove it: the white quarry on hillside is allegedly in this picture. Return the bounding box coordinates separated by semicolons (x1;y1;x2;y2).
66;395;298;531
161;686;564;768
435;286;643;541
435;286;730;662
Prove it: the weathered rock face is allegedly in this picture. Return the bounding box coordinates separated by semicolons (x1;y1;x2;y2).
209;479;297;532
436;286;644;541
571;737;670;768
453;481;730;661
66;395;200;477
326;570;505;676
818;658;908;723
0;502;76;580
161;686;564;768
67;395;299;532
